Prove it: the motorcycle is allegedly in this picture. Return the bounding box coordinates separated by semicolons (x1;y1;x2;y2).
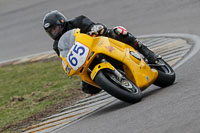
58;29;175;103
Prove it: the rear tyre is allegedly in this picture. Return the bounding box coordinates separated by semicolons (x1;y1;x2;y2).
94;70;142;103
153;58;175;87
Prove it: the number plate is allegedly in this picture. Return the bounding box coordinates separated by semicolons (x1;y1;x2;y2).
66;42;89;70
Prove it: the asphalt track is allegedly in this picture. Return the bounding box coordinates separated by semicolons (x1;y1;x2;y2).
1;0;200;133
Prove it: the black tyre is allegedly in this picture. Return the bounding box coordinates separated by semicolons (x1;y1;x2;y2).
153;58;175;87
94;70;142;103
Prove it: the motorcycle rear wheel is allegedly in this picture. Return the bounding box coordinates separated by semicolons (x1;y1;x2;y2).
153;58;176;87
94;70;142;103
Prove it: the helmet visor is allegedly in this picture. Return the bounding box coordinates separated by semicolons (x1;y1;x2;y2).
46;25;62;39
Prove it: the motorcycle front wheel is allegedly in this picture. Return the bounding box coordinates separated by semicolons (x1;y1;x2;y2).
94;70;142;103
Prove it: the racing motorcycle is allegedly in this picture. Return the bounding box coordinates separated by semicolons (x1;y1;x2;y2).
59;29;175;103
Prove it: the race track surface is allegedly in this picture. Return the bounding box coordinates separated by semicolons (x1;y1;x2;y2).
1;0;200;133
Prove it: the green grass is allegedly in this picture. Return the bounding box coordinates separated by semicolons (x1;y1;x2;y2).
0;60;81;131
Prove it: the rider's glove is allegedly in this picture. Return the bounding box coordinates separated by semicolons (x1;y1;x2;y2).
113;26;128;36
88;23;107;35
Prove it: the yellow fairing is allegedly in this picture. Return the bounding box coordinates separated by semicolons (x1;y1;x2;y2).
90;62;115;80
60;29;158;91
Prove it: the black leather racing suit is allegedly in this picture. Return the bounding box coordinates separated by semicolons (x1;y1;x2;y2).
53;15;139;56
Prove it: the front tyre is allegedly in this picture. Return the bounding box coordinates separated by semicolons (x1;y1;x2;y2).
94;70;142;103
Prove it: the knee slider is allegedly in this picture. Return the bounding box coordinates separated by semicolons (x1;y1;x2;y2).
113;26;128;36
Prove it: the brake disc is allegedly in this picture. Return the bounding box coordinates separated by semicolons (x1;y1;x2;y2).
108;73;133;92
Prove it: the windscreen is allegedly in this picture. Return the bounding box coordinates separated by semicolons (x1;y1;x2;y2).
58;29;76;57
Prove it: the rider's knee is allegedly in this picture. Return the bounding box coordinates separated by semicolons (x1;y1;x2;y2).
107;26;137;48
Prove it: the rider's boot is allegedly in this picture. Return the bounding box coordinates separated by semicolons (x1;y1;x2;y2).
135;41;159;64
81;81;102;95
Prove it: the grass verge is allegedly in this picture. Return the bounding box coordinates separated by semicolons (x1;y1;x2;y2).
0;59;84;132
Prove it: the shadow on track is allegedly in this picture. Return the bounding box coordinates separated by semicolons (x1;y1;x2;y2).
142;82;177;99
91;100;133;117
88;83;177;118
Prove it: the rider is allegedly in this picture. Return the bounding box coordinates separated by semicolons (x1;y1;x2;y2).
43;10;158;95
